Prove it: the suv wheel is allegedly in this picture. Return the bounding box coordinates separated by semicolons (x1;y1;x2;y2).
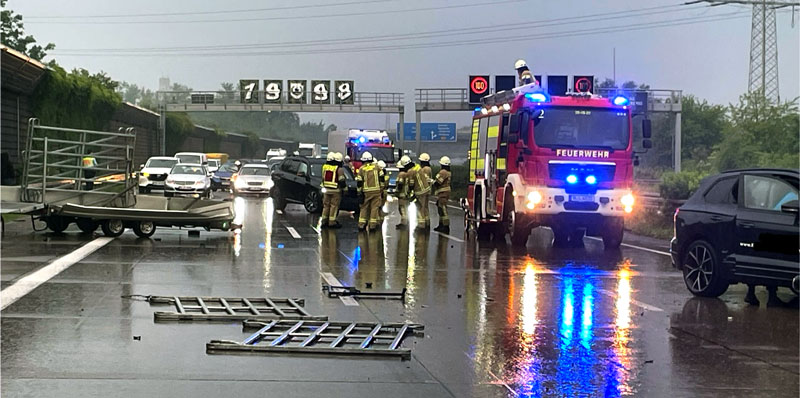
304;190;322;213
682;240;728;297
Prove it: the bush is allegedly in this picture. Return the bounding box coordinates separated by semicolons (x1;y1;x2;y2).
165;113;194;154
659;171;705;200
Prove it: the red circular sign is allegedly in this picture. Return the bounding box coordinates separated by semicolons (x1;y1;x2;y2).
470;76;488;94
574;77;592;93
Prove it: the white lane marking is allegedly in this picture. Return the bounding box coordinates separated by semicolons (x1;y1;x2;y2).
1;237;114;311
286;226;301;239
587;236;671;257
320;272;359;306
434;231;465;243
596;288;664;312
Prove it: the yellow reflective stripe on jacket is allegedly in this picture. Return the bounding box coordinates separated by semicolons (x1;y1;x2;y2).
411;165;431;194
321;163;339;189
359;164;381;192
82;157;95;167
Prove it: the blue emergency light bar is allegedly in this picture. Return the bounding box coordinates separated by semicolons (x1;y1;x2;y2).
525;93;550;103
612;95;629;106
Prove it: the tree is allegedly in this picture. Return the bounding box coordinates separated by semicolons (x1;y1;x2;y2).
325;124;337;133
679;95;729;170
171;82;192;92
0;0;55;61
220;82;235;92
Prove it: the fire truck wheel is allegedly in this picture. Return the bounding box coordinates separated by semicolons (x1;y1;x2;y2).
602;220;624;250
503;203;530;247
551;226;570;247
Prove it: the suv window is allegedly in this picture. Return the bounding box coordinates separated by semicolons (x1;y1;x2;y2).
744;174;799;211
310;163;323;177
280;160;299;174
704;177;738;205
297;161;308;176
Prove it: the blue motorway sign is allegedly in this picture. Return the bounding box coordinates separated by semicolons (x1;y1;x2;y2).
397;123;456;142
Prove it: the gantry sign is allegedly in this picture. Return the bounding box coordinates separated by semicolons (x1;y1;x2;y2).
157;79;405;155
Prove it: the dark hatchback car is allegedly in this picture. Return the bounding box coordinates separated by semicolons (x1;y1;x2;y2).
270;156;360;214
671;168;799;297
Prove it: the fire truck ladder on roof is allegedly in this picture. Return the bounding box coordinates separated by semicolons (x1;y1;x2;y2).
207;320;425;360
147;295;327;322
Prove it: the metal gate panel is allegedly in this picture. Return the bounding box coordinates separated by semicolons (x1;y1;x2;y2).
207;320;424;359
148;296;326;322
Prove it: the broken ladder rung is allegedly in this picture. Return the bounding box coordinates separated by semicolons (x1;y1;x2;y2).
148;295;327;322
206;320;424;360
322;284;407;301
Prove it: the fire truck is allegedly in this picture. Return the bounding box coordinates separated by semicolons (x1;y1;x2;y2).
328;129;398;170
462;85;652;249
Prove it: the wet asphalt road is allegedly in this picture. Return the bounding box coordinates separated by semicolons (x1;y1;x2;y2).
1;194;798;397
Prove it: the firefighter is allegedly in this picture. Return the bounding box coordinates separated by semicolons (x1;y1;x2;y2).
376;160;390;223
419;153;433;184
356;152;382;232
320;152;346;229
81;150;98;190
515;59;537;87
432;156;452;233
394;156;411;229
406;157;431;231
343;155;354;173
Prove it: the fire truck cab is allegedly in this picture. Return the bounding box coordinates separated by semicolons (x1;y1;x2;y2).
463;86;651;249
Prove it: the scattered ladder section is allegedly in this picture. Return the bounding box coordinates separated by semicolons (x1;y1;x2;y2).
207;320;424;360
149;295;327;322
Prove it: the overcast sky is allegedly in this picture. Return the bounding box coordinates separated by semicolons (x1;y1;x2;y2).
10;0;799;130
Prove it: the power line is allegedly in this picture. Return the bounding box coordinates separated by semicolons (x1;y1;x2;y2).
26;0;526;25
52;11;752;58
53;4;693;53
26;0;399;19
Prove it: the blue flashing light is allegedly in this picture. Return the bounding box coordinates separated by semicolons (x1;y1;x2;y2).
566;174;578;184
612;95;629;106
525;92;549;103
474;107;482;112
585;175;597;185
358;136;366;144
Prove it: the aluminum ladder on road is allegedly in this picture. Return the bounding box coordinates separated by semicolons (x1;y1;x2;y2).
207;320;424;360
148;296;327;322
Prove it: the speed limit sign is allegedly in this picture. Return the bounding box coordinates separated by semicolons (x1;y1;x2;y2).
311;80;330;104
334;80;354;104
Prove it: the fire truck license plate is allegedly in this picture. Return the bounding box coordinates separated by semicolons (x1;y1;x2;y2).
569;194;595;202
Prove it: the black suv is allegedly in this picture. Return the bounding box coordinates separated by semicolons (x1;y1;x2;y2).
270;156;360;214
671;168;799;297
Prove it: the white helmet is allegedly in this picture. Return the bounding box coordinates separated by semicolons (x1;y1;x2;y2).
377;160;386;169
419;153;430;162
361;151;373;162
439;156;451;166
326;152;336;161
515;59;528;70
344;155;351;162
399;155;412;167
333;152;343;162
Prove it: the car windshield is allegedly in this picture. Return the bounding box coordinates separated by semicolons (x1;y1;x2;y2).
171;165;205;175
218;163;237;172
176;154;202;164
532;107;630;150
146;159;178;168
355;147;395;163
239;167;270;176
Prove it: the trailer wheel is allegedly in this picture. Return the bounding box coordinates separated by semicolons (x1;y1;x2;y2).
133;221;156;238
602;218;624;250
46;215;70;233
76;218;98;234
101;219;125;237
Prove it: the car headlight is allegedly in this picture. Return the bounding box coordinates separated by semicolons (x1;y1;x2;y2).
621;193;634;213
527;190;543;204
166;179;175;185
235;179;248;188
266;179;274;189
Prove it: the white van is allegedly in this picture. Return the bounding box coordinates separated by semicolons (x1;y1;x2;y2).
175;152;208;166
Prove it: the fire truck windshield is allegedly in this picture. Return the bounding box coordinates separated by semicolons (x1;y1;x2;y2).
532;107;630;150
355;147;395;163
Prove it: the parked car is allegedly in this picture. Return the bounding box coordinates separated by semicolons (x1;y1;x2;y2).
671;168;799;297
164;163;212;198
211;162;237;192
232;163;272;196
175;152;208;165
138;156;178;193
270;156;360;214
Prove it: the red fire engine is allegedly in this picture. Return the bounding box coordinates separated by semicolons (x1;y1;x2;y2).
462;85;651;249
329;129;397;170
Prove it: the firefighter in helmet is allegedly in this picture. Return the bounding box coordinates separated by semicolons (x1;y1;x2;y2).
432;156;452;233
320;152;346;229
355;152;383;231
515;59;537;87
406;156;432;230
394;156;412;229
81;150;98;190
